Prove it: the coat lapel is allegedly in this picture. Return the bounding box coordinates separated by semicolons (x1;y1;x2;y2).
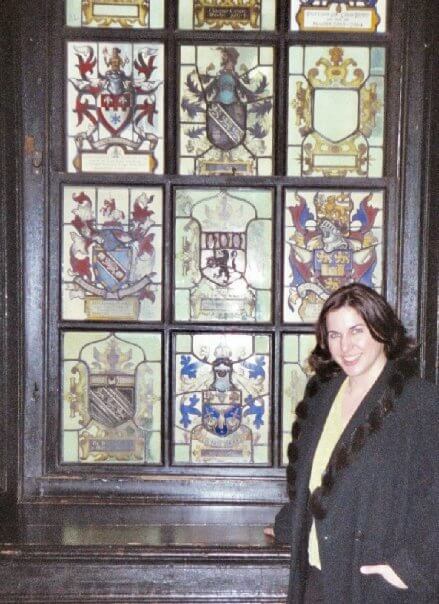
328;360;394;464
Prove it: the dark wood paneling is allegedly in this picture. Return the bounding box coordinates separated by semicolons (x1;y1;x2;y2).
420;1;439;384
0;560;289;603
0;504;289;603
0;0;20;504
20;0;50;500
396;2;431;339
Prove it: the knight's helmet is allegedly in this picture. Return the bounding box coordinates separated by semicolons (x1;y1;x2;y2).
108;47;124;71
201;344;242;437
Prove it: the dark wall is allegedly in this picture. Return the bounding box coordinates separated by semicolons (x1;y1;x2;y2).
0;0;20;510
421;1;439;383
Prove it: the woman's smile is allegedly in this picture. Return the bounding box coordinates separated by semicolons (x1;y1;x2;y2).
326;305;387;385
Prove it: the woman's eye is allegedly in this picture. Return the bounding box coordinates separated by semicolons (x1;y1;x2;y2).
328;332;339;339
352;327;364;335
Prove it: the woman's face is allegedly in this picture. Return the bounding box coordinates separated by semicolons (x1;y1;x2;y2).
326;305;387;380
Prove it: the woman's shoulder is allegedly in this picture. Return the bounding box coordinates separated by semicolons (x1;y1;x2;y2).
301;371;344;415
400;375;439;416
402;374;438;399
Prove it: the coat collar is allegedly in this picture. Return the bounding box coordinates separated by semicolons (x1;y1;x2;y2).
306;360;401;519
332;359;395;453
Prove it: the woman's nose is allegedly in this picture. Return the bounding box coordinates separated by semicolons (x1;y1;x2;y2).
340;334;352;353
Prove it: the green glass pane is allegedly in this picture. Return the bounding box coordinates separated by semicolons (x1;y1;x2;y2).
62;186;162;321
66;0;164;28
290;0;387;33
281;334;315;465
288;46;385;177
62;331;162;464
174;188;273;322
283;189;384;323
179;45;274;176
174;333;271;465
178;0;276;31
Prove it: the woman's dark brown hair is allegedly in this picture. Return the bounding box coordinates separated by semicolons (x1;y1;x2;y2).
308;283;416;379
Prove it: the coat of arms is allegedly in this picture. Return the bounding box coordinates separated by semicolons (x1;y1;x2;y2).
65;333;161;463
175;336;271;464
68;43;163;172
286;191;382;322
180;45;273;175
175;189;273;322
64;188;160;321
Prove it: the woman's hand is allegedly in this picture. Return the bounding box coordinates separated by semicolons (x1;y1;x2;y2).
360;564;408;589
263;526;275;539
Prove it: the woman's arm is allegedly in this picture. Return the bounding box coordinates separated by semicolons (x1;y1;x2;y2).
271;501;295;544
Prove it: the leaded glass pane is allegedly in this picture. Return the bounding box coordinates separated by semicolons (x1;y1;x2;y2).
282;334;315;465
284;189;384;323
174;333;271;464
67;42;164;173
178;0;276;31
291;1;387;33
62;186;162;321
288;46;385;177
62;331;162;463
174;188;273;322
179;45;274;176
66;0;164;28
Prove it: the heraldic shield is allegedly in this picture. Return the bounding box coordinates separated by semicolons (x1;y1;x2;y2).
313;247;354;292
201;391;243;437
207;101;247;151
92;230;133;293
98;91;133;137
89;376;135;428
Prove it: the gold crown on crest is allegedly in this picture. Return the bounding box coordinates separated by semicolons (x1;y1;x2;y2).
308;47;365;89
314;192;353;233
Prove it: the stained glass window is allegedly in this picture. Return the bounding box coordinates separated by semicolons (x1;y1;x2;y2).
62;186;162;321
54;0;394;487
174;188;273;322
174;333;271;465
282;334;315;464
66;0;164;28
179;45;274;176
288;46;385;177
62;331;162;464
178;0;276;31
284;189;384;323
67;42;164;173
290;0;387;33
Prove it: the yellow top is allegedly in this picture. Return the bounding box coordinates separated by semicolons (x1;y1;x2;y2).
308;378;348;569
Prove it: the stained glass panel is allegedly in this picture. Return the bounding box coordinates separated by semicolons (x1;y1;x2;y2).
66;0;164;28
178;0;276;31
62;186;162;321
174;333;271;464
174;188;273;322
62;331;162;463
179;45;274;176
282;334;315;465
67;42;164;173
284;189;384;323
288;46;385;177
291;0;387;33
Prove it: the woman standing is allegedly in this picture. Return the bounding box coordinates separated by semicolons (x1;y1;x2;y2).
272;283;438;603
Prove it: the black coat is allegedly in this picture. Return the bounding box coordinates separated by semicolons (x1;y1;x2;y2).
275;362;439;603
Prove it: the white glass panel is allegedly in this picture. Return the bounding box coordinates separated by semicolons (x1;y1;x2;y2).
290;0;387;33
